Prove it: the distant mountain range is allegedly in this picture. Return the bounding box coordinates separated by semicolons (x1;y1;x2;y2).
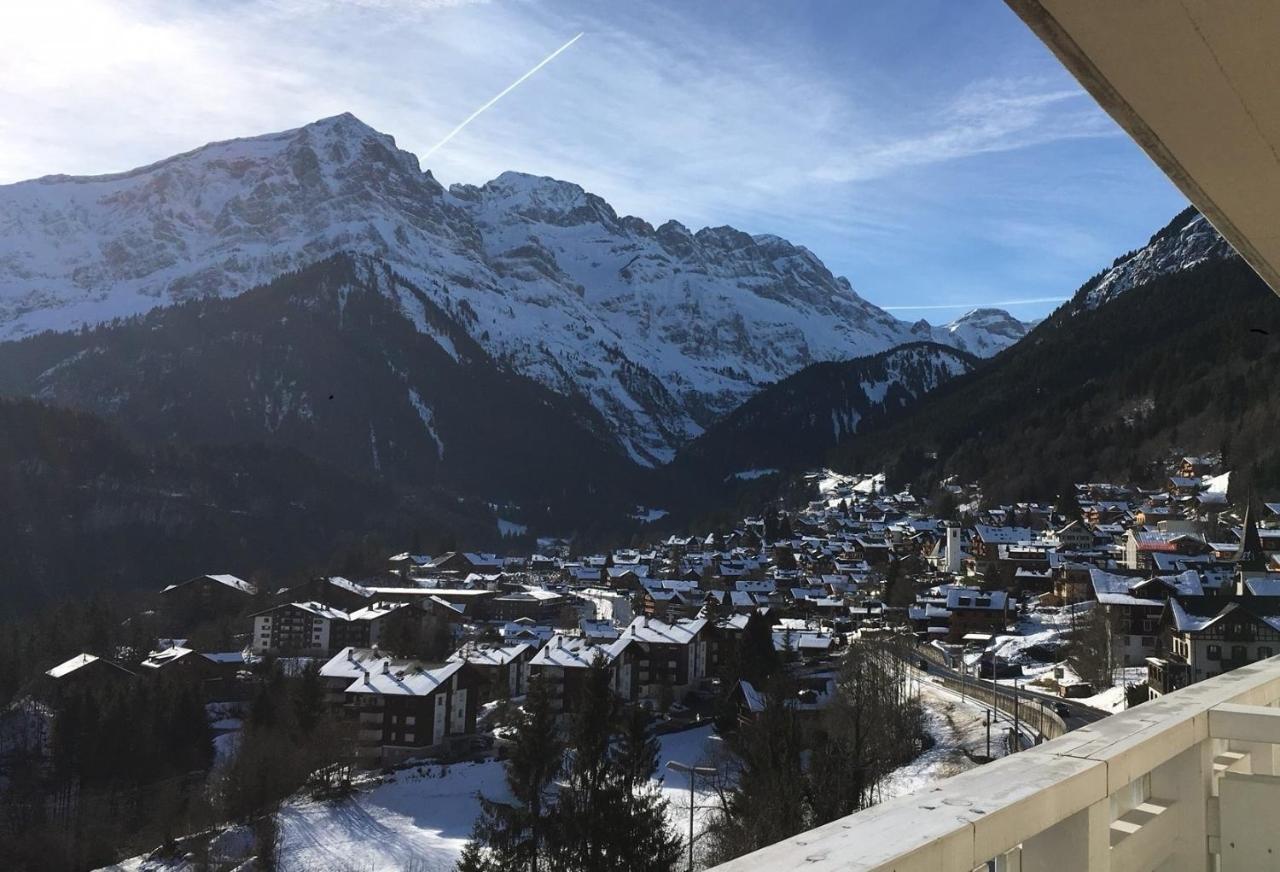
0;113;1026;465
7;115;1251;603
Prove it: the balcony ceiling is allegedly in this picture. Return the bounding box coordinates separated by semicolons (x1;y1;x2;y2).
1006;0;1280;295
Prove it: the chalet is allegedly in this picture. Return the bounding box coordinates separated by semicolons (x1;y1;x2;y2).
501;618;555;645
608;616;709;707
1088;568;1202;666
489;587;567;623
276;576;373;611
731;674;836;723
1178;456;1215;479
1124;530;1210;572
945;587;1009;642
970;525;1034;561
160;574;258;621
529;635;620;713
388;552;433;579
427;552;504;576
1054;521;1096;552
449;642;534;701
344;659;481;766
365;587;498;619
772;623;836;661
1147;596;1280;698
41;653;135;693
139;646;224;684
250;602;362;654
1083;501;1130;527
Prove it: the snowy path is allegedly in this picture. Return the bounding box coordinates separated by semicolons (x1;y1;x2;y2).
879;678;1016;803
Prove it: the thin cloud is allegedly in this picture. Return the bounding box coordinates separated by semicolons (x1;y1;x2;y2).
884;297;1068;311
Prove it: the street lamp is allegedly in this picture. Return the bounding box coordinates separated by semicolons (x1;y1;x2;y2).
667;759;718;872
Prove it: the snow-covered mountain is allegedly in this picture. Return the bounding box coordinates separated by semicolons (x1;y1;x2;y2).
1074;206;1236;311
0;113;1024;464
933;308;1029;357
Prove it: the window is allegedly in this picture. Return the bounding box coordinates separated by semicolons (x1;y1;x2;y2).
1232;645;1248;662
404;732;414;743
1207;644;1221;661
1260;647;1274;659
406;716;416;726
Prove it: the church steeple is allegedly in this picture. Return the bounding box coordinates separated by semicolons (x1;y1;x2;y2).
1236;500;1266;575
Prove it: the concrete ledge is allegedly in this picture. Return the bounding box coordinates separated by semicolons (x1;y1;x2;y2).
1209;702;1280;743
709;658;1280;871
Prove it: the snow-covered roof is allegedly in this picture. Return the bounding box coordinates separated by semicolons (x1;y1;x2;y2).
1088;568;1165;607
46;653;100;679
345;660;465;696
449;643;532;667
325;576;374;597
141;646;199;669
611;617;707;650
1246;578;1280;597
530;635;615;668
348;601;410;621
973;525;1034;544
163;573;257;595
945;588;1008;611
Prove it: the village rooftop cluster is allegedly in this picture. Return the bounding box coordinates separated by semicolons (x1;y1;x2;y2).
15;459;1280;771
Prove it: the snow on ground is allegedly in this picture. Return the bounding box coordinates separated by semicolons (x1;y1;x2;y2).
728;468;779;481
276;761;509;872
811;469;887;508
880;679;1016;803
497;517;528;537
653;725;725;850
630;506;670;523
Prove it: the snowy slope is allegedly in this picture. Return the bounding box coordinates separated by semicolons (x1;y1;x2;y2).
0;113;1024;464
1075;206;1236;311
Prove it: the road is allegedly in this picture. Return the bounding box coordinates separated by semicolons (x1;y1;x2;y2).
913;654;1109;731
880;639;1110;732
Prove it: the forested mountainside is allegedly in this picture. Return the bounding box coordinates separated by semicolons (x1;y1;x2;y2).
830;239;1280;500
0;113;1024;465
669;343;975;487
0;396;498;612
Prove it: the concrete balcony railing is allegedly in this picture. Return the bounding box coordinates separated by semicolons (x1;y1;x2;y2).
710;656;1280;872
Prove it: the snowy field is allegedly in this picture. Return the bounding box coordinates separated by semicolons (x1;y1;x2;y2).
101;725;725;872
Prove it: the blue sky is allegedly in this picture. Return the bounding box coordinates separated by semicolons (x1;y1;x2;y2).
0;0;1189;322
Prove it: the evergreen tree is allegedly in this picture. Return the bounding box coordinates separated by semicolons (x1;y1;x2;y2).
292;661;325;736
1054;486;1083;525
468;677;563;872
738;612;779;686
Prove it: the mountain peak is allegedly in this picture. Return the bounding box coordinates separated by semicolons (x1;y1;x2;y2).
946;308;1020;329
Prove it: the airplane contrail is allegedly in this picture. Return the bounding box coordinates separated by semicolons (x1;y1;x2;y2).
423;32;584;160
883;296;1067;311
